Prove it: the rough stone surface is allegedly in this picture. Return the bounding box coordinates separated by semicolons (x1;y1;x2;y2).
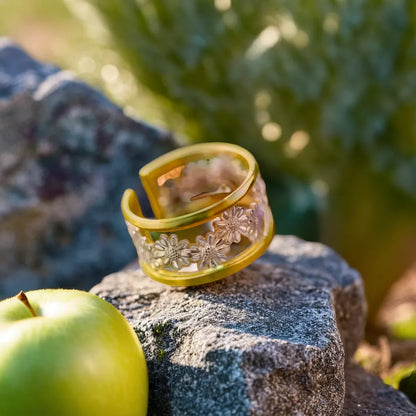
0;39;175;298
343;363;416;415
261;237;367;361
91;235;366;416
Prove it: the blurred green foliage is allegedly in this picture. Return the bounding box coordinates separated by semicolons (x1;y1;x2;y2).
67;0;416;193
391;315;416;340
399;369;416;404
66;0;416;319
384;363;414;390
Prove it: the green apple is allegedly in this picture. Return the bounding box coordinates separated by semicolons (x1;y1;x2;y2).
0;289;148;416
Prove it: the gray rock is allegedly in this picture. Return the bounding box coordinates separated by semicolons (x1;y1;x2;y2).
343;363;416;415
0;38;57;98
91;235;366;416
261;236;366;360
0;39;176;298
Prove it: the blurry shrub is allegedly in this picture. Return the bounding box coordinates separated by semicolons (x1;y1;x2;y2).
399;368;416;404
66;0;416;319
391;315;416;340
384;362;412;383
384;363;415;403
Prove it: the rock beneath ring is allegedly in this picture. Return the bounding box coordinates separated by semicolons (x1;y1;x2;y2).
91;235;366;416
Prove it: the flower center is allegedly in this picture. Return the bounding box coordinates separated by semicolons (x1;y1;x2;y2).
167;246;180;260
204;246;215;258
228;218;239;230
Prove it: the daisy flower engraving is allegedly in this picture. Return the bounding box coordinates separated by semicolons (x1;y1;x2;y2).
190;233;230;269
244;203;264;241
152;234;191;270
213;206;248;244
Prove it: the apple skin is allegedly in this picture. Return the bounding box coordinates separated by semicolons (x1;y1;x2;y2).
0;289;148;416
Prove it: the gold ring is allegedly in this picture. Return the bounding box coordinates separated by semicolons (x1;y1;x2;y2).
121;142;274;286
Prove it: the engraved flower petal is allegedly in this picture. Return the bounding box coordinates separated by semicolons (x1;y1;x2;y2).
138;240;153;263
151;234;191;270
150;257;163;269
251;176;268;205
154;234;170;251
213;205;248;244
190;232;230;270
243;202;264;242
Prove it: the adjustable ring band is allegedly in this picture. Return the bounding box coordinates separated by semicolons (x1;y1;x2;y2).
121;142;275;286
